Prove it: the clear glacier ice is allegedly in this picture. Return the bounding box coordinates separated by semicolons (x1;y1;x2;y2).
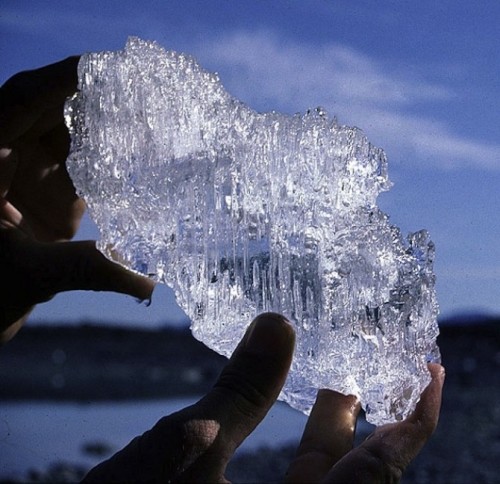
65;37;440;425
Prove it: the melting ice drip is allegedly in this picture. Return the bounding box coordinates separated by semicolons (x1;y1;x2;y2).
65;37;440;425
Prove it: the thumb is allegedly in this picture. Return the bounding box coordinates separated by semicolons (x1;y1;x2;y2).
180;312;296;481
83;313;295;483
202;312;296;446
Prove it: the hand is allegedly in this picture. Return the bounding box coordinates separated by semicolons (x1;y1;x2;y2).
82;313;444;483
0;59;155;342
285;363;445;483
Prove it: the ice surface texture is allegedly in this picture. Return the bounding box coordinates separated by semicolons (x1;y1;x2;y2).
65;38;440;425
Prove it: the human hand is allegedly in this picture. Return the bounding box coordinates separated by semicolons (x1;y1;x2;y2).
82;313;444;483
83;312;296;482
285;363;445;483
0;59;154;341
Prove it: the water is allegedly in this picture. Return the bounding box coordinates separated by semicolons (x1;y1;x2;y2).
0;398;315;477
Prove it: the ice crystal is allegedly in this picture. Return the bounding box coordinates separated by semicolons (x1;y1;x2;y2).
65;38;440;425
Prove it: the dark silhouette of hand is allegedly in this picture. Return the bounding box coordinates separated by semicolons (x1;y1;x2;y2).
0;59;154;342
83;313;444;483
285;363;444;483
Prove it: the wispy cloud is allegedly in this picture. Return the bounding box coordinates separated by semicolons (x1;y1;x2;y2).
195;30;500;171
439;266;500;281
3;8;497;172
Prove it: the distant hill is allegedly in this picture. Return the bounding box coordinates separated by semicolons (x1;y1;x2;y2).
0;324;226;401
0;315;498;401
439;312;500;326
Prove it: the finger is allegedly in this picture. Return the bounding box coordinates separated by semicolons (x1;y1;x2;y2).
0;198;33;235
207;312;295;431
49;240;156;300
324;364;445;483
0;236;155;307
7;123;84;242
285;390;360;483
0;56;79;146
190;313;295;473
405;363;445;433
0;148;17;197
82;313;295;483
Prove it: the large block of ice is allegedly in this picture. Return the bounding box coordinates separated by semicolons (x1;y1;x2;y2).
65;38;440;425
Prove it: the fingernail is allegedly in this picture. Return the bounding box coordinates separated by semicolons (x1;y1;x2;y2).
135;297;152;306
244;312;294;354
429;363;446;383
317;390;361;416
0;147;12;159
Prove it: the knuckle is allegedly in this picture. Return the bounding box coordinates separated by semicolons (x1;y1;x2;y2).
153;415;225;481
357;446;404;483
214;363;271;420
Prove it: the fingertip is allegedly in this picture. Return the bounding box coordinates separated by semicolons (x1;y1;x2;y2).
428;362;446;384
196;313;295;457
253;311;291;324
250;311;293;331
131;272;156;302
285;390;361;482
423;363;446;410
315;389;361;419
406;363;445;437
55;240;156;300
243;312;295;356
309;390;361;444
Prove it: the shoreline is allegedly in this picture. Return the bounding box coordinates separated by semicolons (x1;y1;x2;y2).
1;318;498;482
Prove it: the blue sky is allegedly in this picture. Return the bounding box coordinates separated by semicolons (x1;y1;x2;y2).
1;0;499;326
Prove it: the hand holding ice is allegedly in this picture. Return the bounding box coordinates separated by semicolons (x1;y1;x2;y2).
65;38;440;425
